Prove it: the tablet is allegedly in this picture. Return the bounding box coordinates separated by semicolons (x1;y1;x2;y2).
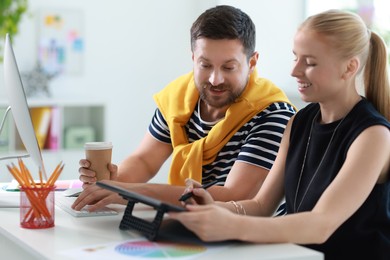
96;181;186;212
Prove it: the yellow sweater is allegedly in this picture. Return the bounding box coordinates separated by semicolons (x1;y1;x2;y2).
153;70;292;185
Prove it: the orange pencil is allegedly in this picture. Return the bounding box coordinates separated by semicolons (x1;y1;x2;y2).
46;161;64;187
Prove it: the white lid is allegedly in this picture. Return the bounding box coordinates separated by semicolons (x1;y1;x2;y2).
84;141;113;150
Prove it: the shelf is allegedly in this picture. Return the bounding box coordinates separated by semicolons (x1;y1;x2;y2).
0;100;106;180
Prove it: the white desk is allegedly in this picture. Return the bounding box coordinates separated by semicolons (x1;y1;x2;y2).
0;192;323;260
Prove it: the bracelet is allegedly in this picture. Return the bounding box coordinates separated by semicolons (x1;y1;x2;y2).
229;201;246;215
239;202;247;216
229;200;240;214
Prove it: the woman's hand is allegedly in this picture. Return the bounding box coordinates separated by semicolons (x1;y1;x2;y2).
169;204;238;242
181;178;215;205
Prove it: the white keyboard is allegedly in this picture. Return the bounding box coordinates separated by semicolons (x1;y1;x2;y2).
56;195;118;217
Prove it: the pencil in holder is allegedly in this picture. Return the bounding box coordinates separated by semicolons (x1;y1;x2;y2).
20;184;55;229
6;159;64;229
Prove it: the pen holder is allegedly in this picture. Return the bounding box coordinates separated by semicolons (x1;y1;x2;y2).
20;184;55;229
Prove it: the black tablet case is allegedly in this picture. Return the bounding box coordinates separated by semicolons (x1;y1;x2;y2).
96;181;192;241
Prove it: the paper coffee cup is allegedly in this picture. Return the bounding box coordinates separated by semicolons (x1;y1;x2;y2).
84;142;113;181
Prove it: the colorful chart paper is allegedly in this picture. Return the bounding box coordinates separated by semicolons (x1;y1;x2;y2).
115;241;206;258
60;238;227;259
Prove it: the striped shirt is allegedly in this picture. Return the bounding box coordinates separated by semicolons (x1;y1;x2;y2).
149;101;295;184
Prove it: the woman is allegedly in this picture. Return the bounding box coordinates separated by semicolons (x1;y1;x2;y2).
169;9;390;259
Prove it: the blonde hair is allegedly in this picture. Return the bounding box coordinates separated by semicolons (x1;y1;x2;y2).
300;9;390;120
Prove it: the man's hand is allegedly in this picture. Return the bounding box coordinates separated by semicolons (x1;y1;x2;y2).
78;159;118;188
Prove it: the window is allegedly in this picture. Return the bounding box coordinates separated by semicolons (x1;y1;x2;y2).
305;0;390;63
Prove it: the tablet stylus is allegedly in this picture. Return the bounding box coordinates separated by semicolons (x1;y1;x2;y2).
178;179;218;201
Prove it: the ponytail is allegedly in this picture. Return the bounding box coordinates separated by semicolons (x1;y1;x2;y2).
364;31;390;121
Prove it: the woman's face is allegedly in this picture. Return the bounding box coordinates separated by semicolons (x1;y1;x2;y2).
291;29;348;104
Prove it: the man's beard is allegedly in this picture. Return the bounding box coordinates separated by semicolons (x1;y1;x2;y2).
199;83;243;109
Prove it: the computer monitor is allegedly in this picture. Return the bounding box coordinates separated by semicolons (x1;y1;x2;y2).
3;33;47;179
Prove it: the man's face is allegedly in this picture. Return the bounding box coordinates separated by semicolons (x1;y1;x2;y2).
192;38;256;109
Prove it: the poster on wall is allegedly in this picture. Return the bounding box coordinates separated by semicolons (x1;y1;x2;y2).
37;9;84;75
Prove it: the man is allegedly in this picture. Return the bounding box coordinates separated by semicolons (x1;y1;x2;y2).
73;5;295;211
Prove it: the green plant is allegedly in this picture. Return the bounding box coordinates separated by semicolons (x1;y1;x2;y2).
0;0;28;62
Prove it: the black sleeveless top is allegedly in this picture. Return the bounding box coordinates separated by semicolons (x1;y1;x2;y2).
285;99;390;259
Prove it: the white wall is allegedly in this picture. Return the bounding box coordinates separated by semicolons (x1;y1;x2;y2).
0;0;306;183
